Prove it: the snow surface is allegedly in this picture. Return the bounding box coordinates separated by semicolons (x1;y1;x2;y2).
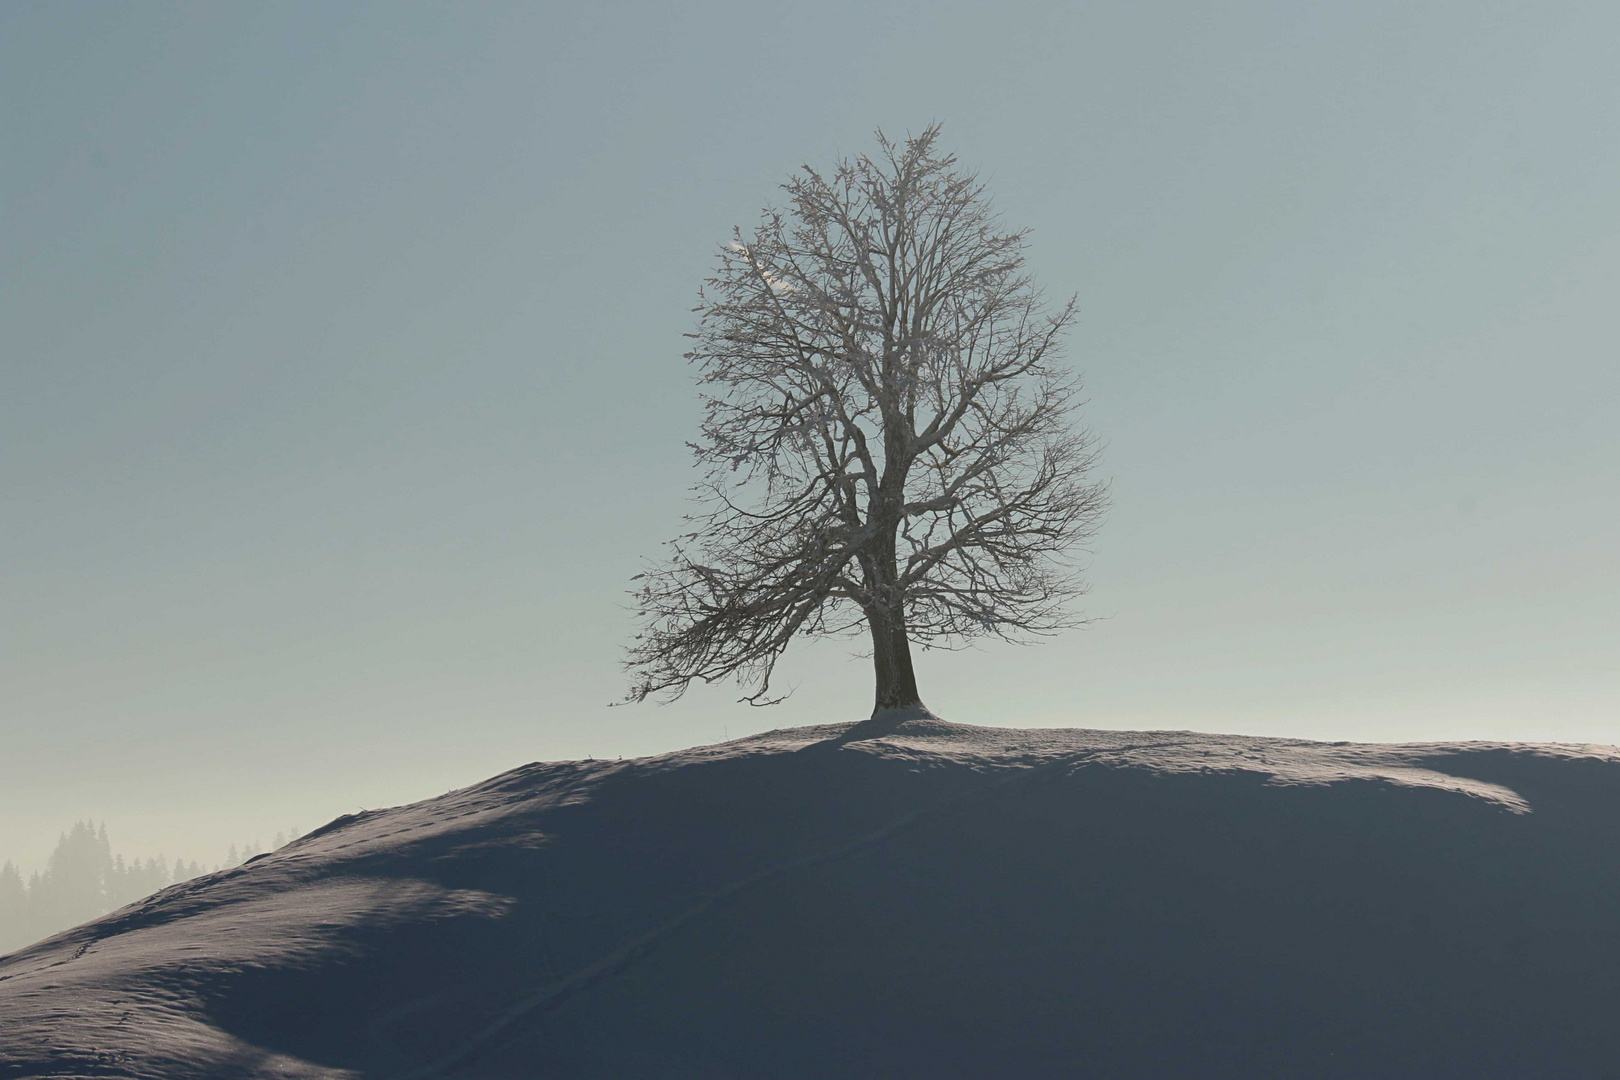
3;714;1618;1078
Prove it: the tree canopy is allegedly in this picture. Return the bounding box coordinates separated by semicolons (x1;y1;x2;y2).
627;126;1107;714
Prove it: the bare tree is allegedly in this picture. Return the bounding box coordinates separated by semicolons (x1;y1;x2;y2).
626;125;1107;716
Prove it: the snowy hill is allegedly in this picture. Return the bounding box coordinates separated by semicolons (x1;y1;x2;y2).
3;714;1619;1078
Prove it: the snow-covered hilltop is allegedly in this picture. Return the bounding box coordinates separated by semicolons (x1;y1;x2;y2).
3;716;1618;1078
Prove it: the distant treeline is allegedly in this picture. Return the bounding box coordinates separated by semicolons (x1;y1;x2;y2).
0;820;298;955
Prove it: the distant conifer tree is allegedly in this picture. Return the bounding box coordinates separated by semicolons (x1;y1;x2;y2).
0;862;28;954
2;824;282;954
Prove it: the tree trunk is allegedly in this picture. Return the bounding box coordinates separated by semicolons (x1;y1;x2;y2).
868;606;922;714
865;480;922;715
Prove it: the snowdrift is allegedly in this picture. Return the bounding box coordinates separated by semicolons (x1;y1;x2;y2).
3;715;1619;1078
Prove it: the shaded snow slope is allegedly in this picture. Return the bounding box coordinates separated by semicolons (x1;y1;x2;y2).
3;716;1619;1078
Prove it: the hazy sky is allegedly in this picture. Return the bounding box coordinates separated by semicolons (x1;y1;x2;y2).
5;1;1617;873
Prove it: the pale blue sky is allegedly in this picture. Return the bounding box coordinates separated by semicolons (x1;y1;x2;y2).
4;1;1617;871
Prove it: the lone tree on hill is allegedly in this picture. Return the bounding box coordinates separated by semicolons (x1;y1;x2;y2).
626;126;1107;715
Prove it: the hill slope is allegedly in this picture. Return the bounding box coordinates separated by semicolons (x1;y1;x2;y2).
3;715;1619;1078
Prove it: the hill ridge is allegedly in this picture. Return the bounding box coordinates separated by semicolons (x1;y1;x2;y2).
4;718;1619;1078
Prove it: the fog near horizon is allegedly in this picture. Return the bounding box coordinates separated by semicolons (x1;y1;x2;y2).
4;2;1617;875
